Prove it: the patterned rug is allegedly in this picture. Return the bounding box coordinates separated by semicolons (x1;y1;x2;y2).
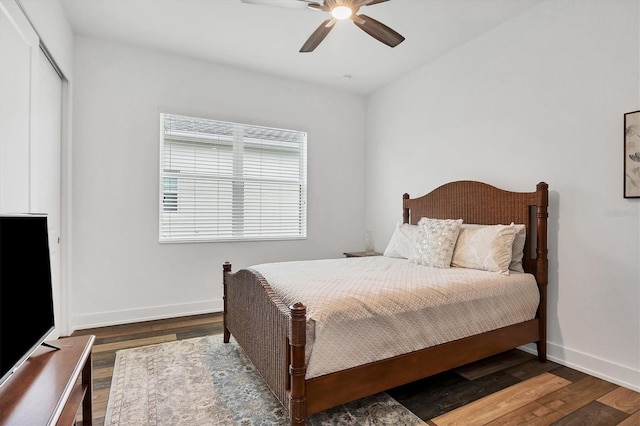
104;335;426;425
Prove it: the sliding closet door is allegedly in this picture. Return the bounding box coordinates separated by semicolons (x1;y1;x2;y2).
0;0;64;336
32;49;62;339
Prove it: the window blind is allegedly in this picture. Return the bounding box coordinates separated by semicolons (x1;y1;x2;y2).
159;113;307;242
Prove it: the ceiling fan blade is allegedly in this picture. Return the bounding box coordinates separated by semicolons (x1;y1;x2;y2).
352;13;404;48
361;0;390;5
300;19;335;52
240;0;316;9
308;2;330;12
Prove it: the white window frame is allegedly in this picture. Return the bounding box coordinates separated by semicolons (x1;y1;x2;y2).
159;113;307;243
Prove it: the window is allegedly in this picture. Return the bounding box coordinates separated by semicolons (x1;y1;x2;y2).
159;113;307;242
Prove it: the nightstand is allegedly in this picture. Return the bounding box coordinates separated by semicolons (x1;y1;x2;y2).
343;251;383;258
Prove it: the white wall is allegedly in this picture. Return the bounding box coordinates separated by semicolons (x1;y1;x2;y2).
71;36;366;329
366;0;640;391
0;0;36;213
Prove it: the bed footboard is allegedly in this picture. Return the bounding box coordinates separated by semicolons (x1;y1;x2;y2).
223;262;307;424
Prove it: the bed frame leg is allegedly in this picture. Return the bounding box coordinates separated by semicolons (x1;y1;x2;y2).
223;261;232;344
536;285;547;362
537;340;547;362
289;302;307;425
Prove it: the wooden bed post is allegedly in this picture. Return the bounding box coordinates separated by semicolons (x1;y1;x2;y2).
289;303;307;425
535;182;549;362
402;193;410;224
223;262;232;343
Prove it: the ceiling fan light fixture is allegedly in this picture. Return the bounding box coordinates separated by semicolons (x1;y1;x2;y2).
331;5;352;20
294;0;404;53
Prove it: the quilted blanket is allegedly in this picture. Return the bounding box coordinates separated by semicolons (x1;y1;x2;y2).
250;256;539;379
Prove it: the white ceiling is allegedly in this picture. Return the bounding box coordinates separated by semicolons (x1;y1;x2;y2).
59;0;541;95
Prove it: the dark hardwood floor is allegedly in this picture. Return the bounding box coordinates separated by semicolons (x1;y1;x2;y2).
69;313;639;425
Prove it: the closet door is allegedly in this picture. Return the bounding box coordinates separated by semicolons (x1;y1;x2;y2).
0;0;39;212
32;49;62;338
1;0;64;336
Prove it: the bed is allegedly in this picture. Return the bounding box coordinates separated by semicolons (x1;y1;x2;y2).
222;180;549;425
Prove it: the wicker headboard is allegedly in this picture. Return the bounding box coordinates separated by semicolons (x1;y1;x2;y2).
402;180;548;287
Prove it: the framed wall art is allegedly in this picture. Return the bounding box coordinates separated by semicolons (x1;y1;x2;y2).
624;110;640;198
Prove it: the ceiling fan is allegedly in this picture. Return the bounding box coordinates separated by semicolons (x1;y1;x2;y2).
241;0;405;53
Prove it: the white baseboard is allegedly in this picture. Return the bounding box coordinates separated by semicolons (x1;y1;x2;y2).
70;299;224;332
519;342;640;392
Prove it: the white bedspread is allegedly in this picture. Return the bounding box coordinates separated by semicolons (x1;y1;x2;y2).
250;256;539;379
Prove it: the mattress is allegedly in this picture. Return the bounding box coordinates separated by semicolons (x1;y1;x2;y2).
250;256;539;379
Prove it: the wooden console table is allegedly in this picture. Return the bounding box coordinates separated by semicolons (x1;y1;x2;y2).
0;334;95;425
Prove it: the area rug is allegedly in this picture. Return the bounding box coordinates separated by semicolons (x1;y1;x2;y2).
104;335;426;425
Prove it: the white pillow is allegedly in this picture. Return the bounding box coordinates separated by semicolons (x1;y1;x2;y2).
451;223;516;275
449;223;526;272
509;224;526;273
410;218;463;268
383;222;419;259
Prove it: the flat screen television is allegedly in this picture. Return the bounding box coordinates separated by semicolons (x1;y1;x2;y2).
0;213;56;387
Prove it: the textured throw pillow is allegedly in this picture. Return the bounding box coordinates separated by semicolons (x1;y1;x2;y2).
410;218;463;268
451;223;517;275
509;224;526;273
383;223;420;259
